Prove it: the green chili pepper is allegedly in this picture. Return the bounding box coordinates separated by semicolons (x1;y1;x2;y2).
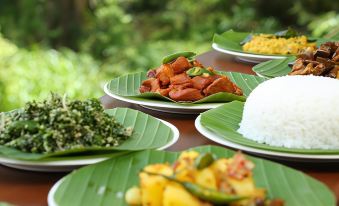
186;67;214;77
162;51;196;64
195;152;216;170
143;171;247;204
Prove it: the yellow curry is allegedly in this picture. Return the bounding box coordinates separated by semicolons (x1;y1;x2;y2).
125;151;284;206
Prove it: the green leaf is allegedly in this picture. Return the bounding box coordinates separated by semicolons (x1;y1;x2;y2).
162;51;196;64
107;71;266;104
200;101;339;154
213;30;249;52
52;145;335;206
252;57;296;78
0;108;175;160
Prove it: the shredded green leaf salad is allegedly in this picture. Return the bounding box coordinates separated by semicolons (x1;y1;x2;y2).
0;93;132;154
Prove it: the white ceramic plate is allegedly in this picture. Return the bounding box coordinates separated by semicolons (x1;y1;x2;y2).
0;119;180;172
104;83;223;114
48;177;63;206
195;115;339;162
212;43;286;64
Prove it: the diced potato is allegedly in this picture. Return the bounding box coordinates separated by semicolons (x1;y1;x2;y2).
228;176;255;196
195;168;217;190
179;151;200;160
125;186;141;205
163;183;204;206
140;172;168;206
140;164;173;206
210;159;229;174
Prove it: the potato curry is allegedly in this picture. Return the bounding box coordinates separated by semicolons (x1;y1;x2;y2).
125;151;284;206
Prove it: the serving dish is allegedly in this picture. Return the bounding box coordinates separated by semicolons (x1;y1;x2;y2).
195;101;339;162
104;71;265;114
47;145;335;206
213;30;328;64
0;108;179;172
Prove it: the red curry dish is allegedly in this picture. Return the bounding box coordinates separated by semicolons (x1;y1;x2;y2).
139;52;243;102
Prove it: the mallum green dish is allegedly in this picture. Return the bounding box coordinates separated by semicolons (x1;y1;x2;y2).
0;107;176;161
49;145;335;206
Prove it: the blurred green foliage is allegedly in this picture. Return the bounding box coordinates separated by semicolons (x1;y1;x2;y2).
0;0;338;111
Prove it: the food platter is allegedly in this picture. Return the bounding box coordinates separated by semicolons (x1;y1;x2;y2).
0;108;179;172
212;30;292;64
212;30;331;64
104;71;265;114
212;43;286;64
195;101;339;162
47;146;335;206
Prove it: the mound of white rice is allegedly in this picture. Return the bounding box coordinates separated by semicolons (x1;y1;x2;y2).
238;75;339;149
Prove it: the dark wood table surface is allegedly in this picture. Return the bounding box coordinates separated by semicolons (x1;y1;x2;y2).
0;50;338;206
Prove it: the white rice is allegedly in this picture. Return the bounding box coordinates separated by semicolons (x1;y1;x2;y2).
237;75;339;149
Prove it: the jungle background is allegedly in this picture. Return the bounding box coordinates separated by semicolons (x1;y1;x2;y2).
0;0;338;111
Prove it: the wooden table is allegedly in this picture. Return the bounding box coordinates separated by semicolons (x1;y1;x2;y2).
0;50;338;206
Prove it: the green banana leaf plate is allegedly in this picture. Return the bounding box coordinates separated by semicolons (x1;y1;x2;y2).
195;101;339;161
48;145;336;206
104;71;265;114
0;108;179;171
213;30;330;64
252;57;296;78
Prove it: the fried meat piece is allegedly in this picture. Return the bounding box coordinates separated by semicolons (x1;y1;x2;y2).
139;78;160;93
191;76;213;90
170;56;191;74
170;73;192;85
156;88;171;96
326;66;339;78
169;88;204;101
155;64;174;86
203;76;243;96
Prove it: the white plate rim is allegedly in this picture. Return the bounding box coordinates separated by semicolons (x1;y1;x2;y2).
195;115;339;160
212;43;287;60
0;118;179;167
104;83;223;110
48;177;63;206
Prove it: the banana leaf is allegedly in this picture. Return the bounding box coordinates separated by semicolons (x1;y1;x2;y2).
0;108;175;160
200;101;339;154
252;57;296;78
107;71;266;104
51;145;335;206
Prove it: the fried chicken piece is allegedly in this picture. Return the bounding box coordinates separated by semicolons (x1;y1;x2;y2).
170;82;193;90
155;64;174;86
170;56;191;74
289;58;305;74
156;88;171;96
169;88;204;101
191;76;213;90
170;73;192;85
139;78;160;93
332;48;339;62
327;66;339;78
203;76;243;96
